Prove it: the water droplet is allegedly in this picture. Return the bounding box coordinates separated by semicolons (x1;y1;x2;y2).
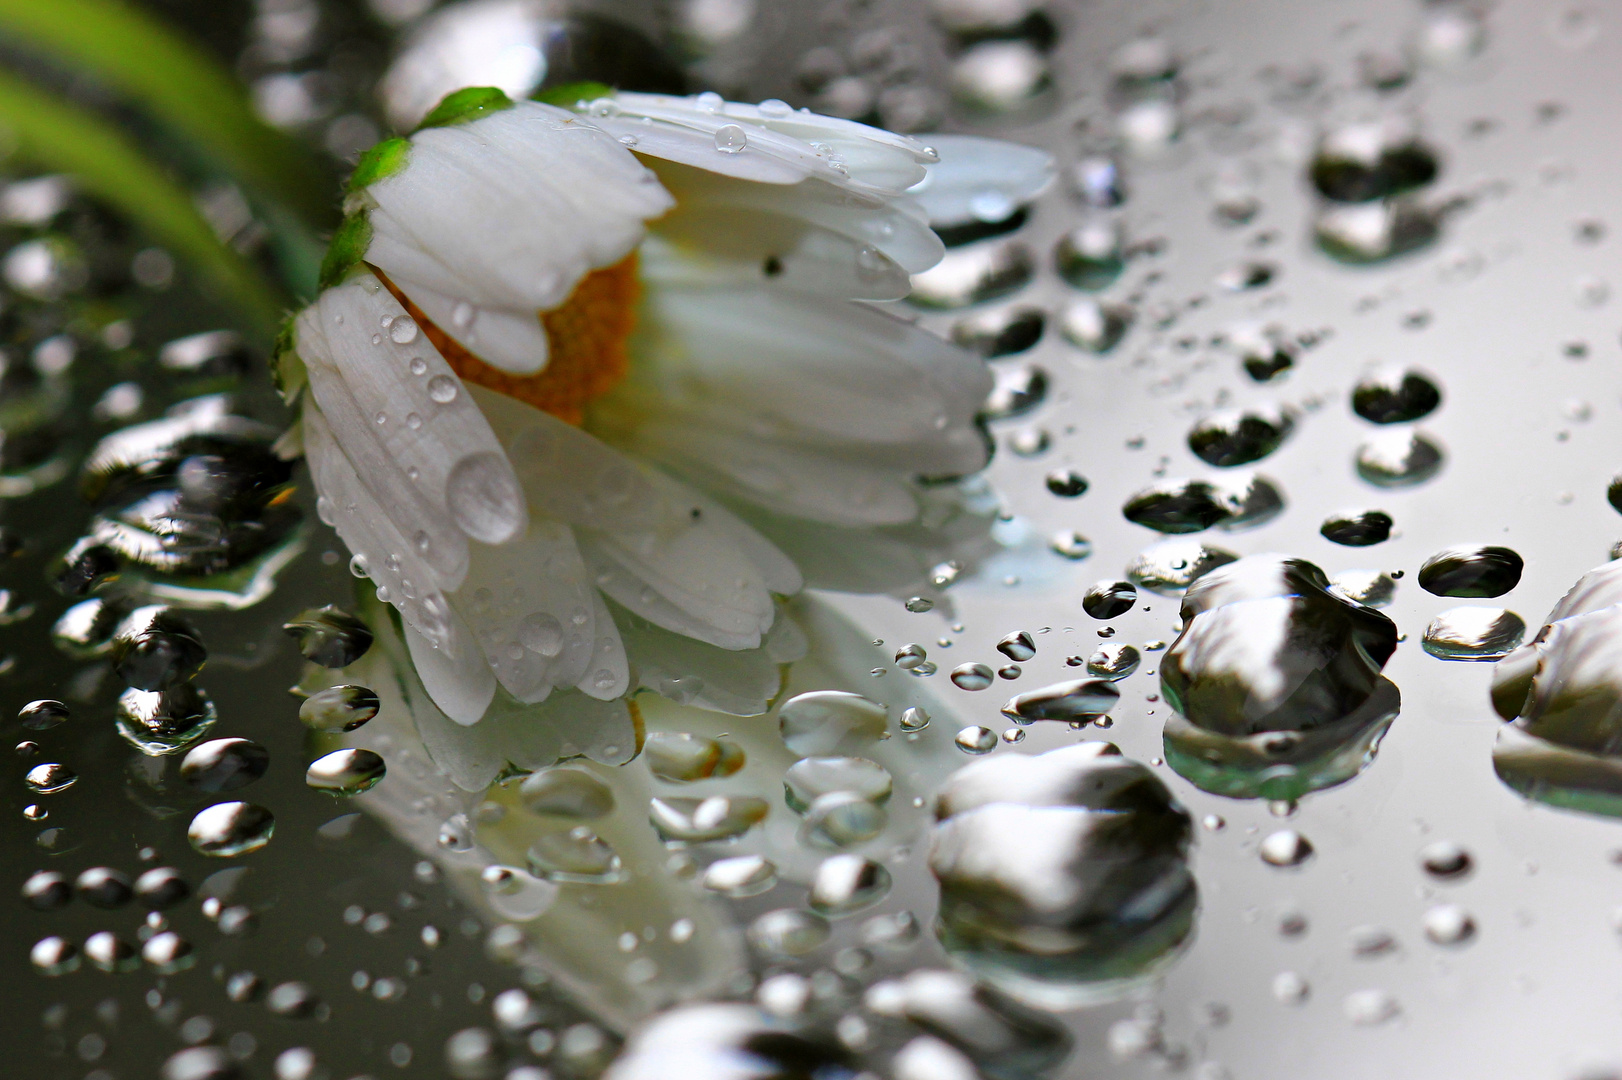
1083;580;1137;619
780;691;888;756
1331;569;1398;607
748;909;830;957
1422;904;1476;945
809;855;891;916
517;612;564;656
1087;643;1141;679
21;870;70;910
1002;679;1121;723
116;685;218;755
702;855;777;897
519;767;614;817
900;706;931;731
953;725;998;754
801;791;888;848
1356;429;1445;487
1055;220;1125;291
1058;298;1133;354
1418;545;1523;597
426;374;459;403
905;596;936;613
1321;509;1393;546
951;306;1044;358
1272;971;1309;1004
1123;479;1238;534
306;748;386;796
649;795;768;843
18;699;68;730
1259;829;1314;867
1315;199;1440;264
1352;367;1441;423
785;757;892;812
143;930;194;974
909;239;1034;310
983;363;1048;420
1342;988;1399;1026
1050;531;1093;560
1128;538;1238;594
1423;607;1524;660
188;802;275;857
76;867;133;907
282;606;373;667
951;663;995;690
527;827;623;884
298;684;379;732
267;981;320;1018
713;123;748;153
1188;407;1295;467
25;762;76;793
134;867;189;908
437;814;473;852
894;643;929;670
998;631;1036;662
1311;122;1439;202
31;935;79;975
179;739;269;792
389;316;419;344
446;452;525;544
112;606;207;691
931;743;1196;1006
1215;261;1276;291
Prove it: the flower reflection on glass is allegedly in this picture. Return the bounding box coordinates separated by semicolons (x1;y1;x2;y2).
280;87;1041;730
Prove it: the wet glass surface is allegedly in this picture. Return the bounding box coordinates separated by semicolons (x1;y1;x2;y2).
11;1;1622;1078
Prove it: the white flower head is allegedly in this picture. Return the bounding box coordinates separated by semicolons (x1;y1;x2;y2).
285;85;1039;727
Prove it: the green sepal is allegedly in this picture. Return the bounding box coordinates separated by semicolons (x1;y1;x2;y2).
269;315;307;405
319;212;372;290
416;86;515;131
347;136;410;193
532;81;615;109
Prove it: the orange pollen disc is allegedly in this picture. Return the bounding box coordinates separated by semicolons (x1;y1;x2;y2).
379;253;640;426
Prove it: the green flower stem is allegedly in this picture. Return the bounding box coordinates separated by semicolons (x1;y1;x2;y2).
0;67;284;336
0;0;331;225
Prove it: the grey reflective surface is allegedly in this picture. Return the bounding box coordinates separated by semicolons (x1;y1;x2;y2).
15;1;1622;1079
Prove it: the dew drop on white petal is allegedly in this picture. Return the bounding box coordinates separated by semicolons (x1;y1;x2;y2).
714;124;749;154
409;357;427;375
445;452;525;543
759;98;793;117
413;532;431;555
617;134;638;147
426;375;458;403
407;412;422;429
451;302;474;329
374;411;387;425
696;91;724;112
389;316;419;344
518;613;564;657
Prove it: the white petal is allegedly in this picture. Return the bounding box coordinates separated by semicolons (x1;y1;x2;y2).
580;539;759;651
446;519;599;704
299;272;528;549
405;609;496;725
363;103;672;314
606;92;935;196
632;420;921;527
632;285;990;454
304;403;459;648
904;133;1056;227
653;167;943;274
576;588;629;701
591;118;810;184
618;605;783;716
638;227;912;302
392;278;550;376
468;385;665;534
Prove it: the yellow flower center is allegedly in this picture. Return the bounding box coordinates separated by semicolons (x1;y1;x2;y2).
378;254;640;426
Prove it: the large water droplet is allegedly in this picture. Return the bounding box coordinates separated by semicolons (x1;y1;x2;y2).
1002;679;1121;723
785;757;893;812
748;909;830;958
649;795;769;843
644;732;745;782
951;663;995;690
1422;904;1475;945
519;766;614;817
25;761;76;793
1321;509;1393;546
527;827;624;884
1423;607;1524;660
76;866;132;907
809;854;891;916
713;123;748;153
1259;829;1314;867
282;606;373;667
998;631;1036;661
188;801;275;857
779;691;888;756
702;854;777;897
112;606;206;690
1356;429;1444;487
1418;545;1523;597
306;748;387;796
1083;580;1138;619
445;452;525;544
298;684;379;732
1058;298;1133;353
1352;367;1442;423
179;738;270;792
1088;642;1141;679
18;699;69;730
117;684;218;755
1188;407;1295;467
800;791;888;848
1055;220;1125;290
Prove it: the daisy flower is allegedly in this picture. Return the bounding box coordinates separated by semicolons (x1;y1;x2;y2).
279;86;1046;727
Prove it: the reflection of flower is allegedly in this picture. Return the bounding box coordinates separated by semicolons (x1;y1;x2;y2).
282;88;1014;724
